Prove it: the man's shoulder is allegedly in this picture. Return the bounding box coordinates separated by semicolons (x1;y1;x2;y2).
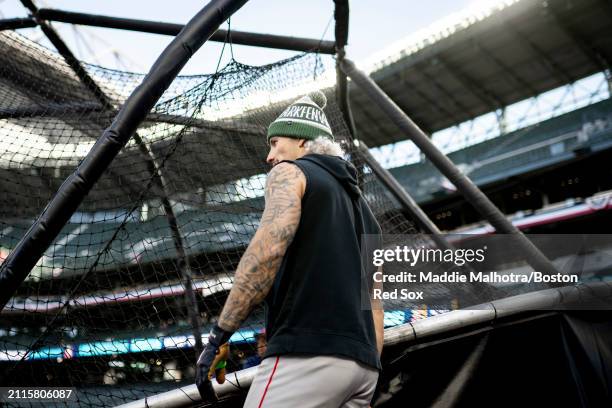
269;162;306;182
267;162;307;197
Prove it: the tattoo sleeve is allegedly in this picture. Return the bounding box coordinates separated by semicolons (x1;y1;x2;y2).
218;162;304;331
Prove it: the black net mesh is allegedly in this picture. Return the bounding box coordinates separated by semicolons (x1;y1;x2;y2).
0;31;423;406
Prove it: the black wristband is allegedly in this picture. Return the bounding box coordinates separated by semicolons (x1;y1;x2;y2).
208;324;233;347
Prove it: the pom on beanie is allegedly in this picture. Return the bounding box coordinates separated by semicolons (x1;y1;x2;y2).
308;90;327;110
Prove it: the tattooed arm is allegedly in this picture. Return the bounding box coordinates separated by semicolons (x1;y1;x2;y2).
217;162;306;331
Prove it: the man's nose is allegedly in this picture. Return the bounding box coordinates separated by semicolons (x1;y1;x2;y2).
266;151;274;164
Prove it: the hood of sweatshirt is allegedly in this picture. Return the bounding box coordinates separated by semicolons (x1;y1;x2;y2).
297;154;361;200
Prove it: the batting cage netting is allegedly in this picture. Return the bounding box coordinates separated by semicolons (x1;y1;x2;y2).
0;30;426;407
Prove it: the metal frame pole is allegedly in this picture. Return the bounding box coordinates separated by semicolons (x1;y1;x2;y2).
339;58;560;277
116;366;259;408
35;8;336;54
0;17;37;30
332;1;452;249
334;0;367;194
19;0;112;107
333;0;357;136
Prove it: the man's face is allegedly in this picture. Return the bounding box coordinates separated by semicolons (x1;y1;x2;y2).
266;136;306;167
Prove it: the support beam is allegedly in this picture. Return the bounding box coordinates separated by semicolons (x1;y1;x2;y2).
145;113;263;137
336;57;357;136
333;0;362;191
134;139;204;355
20;1;114;107
0;17;37;30
333;0;349;49
0;0;249;319
497;106;507;135
334;0;356;136
37;8;335;54
339;58;560;278
0;102;104;119
0;105;261;138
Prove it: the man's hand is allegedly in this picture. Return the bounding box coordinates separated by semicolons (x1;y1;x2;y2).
195;325;233;401
195;343;219;400
207;343;230;383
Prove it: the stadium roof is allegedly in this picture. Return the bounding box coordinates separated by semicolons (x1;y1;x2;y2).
3;0;610;150
351;0;612;146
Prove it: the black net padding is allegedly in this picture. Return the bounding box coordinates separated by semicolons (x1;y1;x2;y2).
0;31;422;406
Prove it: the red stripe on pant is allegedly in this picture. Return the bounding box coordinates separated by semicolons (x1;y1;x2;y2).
258;356;280;408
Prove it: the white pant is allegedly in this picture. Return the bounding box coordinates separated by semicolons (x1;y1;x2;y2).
243;355;379;408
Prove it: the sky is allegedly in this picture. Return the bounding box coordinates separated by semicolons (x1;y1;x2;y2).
1;0;478;74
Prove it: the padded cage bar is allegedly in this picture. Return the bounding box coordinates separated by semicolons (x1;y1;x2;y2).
36;8;336;54
114;282;612;407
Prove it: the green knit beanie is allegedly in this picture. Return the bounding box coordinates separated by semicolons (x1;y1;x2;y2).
267;91;333;143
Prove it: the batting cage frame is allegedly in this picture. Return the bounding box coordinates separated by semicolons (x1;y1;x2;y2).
0;0;610;407
0;0;561;314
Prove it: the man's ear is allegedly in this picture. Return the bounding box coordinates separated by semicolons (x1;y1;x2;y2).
298;139;307;148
